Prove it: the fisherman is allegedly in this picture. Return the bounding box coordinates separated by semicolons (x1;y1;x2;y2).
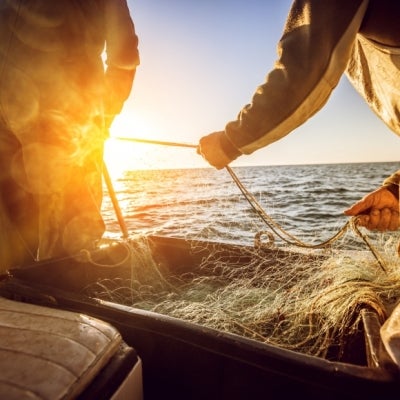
197;0;400;233
0;0;140;271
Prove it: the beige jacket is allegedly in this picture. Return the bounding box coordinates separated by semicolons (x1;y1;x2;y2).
220;0;400;187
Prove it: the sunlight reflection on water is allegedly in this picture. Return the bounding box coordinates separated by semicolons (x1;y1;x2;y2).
102;162;400;249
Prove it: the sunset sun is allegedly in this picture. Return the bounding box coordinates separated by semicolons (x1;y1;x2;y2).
104;112;162;176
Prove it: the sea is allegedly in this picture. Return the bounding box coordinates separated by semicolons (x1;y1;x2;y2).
101;161;400;250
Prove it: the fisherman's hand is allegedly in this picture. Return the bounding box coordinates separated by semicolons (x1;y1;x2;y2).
197;131;232;170
344;186;399;231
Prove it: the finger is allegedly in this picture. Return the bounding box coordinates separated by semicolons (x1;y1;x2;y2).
377;207;392;231
389;210;400;231
366;208;381;230
344;201;369;216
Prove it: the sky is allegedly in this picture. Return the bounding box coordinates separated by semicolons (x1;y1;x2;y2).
106;0;400;172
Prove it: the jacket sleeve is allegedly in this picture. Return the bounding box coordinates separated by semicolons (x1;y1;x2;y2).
103;0;140;120
383;170;400;199
220;0;369;157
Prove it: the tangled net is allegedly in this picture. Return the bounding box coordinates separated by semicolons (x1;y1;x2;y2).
86;230;400;360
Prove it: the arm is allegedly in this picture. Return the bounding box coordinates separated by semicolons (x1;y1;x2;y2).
198;0;368;168
103;0;140;127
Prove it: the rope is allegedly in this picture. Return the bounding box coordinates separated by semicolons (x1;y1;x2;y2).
78;241;132;267
111;136;197;149
349;217;387;272
225;165;349;249
225;165;387;272
113;136;389;271
103;137;197;239
103;161;129;239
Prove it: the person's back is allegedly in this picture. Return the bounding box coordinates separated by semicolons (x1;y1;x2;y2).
0;0;139;270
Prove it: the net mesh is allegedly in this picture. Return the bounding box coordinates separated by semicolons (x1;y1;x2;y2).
85;230;400;359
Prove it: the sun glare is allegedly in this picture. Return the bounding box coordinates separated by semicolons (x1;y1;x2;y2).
104;112;162;176
104;111;203;173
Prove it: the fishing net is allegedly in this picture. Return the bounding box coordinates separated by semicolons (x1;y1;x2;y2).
86;228;400;360
92;161;400;360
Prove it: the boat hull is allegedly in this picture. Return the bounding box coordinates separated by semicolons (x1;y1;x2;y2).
1;235;399;399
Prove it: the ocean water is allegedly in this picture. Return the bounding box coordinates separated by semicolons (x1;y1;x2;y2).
101;161;400;249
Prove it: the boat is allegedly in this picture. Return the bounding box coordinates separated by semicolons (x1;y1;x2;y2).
0;234;399;399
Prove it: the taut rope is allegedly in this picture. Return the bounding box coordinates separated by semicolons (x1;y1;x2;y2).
103;161;129;239
111;136;389;271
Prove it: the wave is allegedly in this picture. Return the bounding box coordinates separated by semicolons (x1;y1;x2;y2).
103;162;400;246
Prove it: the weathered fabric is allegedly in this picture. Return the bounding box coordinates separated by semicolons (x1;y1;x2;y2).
218;0;400;184
0;0;139;270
